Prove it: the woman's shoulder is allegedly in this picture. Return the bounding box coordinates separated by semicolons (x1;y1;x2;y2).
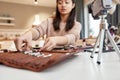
72;21;82;31
75;21;81;26
74;21;82;28
47;17;54;22
41;17;53;24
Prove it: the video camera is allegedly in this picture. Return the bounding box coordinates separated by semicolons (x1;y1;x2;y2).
88;0;112;19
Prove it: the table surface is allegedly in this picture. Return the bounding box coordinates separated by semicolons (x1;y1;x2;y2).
0;52;120;80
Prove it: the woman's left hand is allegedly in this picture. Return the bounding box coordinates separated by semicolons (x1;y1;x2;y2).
40;37;58;51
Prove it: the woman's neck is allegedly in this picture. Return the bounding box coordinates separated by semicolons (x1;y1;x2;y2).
60;14;69;23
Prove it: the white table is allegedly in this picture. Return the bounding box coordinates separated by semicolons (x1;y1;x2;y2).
0;52;120;80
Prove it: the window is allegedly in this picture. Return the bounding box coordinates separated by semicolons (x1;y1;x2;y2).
89;14;100;38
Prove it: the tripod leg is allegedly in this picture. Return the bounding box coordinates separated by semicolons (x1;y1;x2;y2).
97;28;105;64
106;30;120;57
90;31;101;58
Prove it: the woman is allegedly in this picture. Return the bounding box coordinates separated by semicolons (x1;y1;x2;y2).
14;0;81;51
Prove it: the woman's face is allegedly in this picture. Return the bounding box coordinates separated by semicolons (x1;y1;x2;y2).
57;0;75;15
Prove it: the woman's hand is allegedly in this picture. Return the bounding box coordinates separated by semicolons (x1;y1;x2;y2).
40;36;68;51
40;37;58;51
14;31;32;51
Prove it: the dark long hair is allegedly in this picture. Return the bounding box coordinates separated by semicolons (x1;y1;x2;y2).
53;0;76;32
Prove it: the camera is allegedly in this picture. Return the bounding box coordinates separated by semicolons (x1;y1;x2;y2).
88;0;112;19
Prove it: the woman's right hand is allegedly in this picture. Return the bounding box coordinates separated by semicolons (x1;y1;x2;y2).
14;31;32;51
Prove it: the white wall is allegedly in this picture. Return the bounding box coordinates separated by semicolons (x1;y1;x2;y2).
0;2;55;29
0;2;55;40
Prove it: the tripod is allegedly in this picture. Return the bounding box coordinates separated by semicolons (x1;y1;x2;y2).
90;13;120;64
